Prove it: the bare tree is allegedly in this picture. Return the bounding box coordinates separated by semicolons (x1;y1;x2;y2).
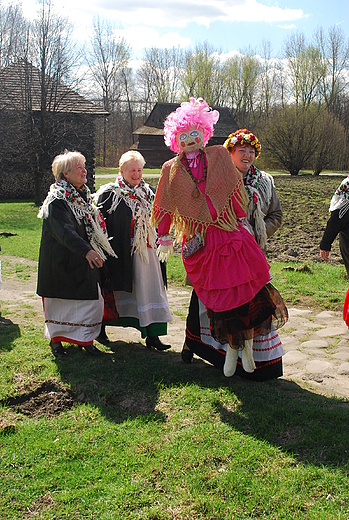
256;40;279;118
262;105;320;175
137;46;183;115
222;50;261;127
315;25;349;114
283;32;324;107
312;109;347;175
86;17;131;166
28;0;80;204
181;42;224;106
0;1;27;67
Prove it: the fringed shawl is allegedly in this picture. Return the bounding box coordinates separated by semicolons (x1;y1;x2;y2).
95;177;156;263
151;145;248;241
38;179;117;261
244;165;274;250
329;176;349;219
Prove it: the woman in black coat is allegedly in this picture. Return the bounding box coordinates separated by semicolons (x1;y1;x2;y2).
37;150;116;356
320;175;349;276
95;151;172;350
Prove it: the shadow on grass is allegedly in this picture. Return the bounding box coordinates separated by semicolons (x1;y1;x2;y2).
51;338;349;468
0;319;20;351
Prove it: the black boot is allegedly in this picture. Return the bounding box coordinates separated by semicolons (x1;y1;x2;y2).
50;340;67;357
84;344;102;356
96;324;110;345
181;343;193;363
146;336;171;351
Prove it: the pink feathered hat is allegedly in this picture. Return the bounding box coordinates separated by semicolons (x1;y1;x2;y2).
164;97;220;154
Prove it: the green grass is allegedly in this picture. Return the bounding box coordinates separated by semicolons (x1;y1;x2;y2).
0;202;42;261
0;202;348;311
0;324;349;518
1;200;349;517
166;256;348;311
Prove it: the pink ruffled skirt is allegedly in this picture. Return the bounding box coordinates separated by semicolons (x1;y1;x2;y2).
183;224;271;313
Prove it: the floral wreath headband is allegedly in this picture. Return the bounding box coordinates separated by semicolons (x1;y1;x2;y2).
223;131;261;159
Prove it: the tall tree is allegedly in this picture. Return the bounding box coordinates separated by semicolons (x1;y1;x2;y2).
256;40;279;118
181;42;223;106
137;46;183;115
86;17;131;166
262;105;320;176
27;0;80;204
222;50;261;127
283;32;324;108
315;25;349;114
0;1;27;67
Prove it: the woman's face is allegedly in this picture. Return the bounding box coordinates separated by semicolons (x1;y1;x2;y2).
229;143;256;177
176;126;204;153
121;160;143;187
64;160;87;188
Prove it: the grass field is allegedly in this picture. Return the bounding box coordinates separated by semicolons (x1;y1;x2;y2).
0;177;349;519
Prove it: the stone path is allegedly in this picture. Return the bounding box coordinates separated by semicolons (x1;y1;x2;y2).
1;268;349;400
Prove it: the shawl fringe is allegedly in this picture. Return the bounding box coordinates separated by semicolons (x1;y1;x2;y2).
96;178;156;263
38;180;117;261
150;146;248;242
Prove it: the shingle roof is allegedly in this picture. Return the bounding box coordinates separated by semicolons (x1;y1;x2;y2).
0;62;108;115
133;102;238;137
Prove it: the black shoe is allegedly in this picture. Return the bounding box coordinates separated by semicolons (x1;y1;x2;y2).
96;326;110;345
50;341;67;357
84;344;102;356
181;344;193;364
146;336;171;351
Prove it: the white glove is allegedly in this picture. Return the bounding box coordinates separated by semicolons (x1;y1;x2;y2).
156;235;173;262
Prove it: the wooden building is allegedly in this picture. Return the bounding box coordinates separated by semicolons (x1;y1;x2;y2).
132;102;238;168
0;62;107;201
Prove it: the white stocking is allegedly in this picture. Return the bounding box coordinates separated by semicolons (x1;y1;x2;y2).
223;345;239;377
241;338;256;373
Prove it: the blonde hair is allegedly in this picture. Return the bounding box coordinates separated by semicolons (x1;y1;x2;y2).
52;150;86;181
119;150;145;171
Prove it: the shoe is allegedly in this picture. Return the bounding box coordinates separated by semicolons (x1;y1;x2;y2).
84;344;102;356
181;343;193;363
96;325;110;345
145;336;171;351
50;341;67;357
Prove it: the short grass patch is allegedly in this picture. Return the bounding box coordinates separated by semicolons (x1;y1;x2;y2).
0;324;349;518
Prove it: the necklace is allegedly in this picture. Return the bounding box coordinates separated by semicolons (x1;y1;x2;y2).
183;150;207;198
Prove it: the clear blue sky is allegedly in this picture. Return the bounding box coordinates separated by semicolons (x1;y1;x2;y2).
21;0;349;60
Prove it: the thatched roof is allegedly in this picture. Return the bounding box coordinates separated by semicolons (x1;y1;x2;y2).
0;61;108;115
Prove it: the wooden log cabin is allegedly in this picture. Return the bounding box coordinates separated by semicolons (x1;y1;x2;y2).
132;102;238;168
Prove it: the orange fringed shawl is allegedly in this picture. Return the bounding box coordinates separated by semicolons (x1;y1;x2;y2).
150;145;249;240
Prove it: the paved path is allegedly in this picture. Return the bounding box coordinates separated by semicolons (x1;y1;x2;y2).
1;270;349;400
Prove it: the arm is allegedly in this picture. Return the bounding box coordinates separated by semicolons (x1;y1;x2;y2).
49;200;103;268
264;186;283;238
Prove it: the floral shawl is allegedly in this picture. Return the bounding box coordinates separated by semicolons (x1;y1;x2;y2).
243;165;273;250
95;177;156;263
329;176;349;218
38;179;116;261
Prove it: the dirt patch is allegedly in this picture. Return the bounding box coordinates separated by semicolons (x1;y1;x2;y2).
266;174;345;264
1;380;76;421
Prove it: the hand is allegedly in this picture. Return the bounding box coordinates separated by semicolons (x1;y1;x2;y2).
320;249;330;261
156;235;173;263
86;250;104;269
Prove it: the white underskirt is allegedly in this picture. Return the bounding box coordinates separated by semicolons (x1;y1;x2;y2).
43;285;103;345
113;249;172;328
198;299;285;361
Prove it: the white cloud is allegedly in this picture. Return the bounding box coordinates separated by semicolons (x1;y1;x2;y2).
114;26;191;50
91;0;306;28
8;0;307;33
278;24;298;31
